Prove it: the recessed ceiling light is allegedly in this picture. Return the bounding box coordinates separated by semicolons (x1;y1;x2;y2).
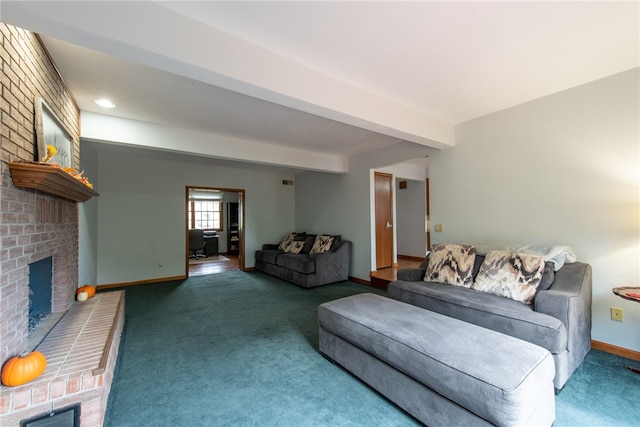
95;98;116;108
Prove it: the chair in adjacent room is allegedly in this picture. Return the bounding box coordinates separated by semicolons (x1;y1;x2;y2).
188;229;205;259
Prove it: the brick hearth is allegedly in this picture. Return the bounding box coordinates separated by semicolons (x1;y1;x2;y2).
0;291;124;426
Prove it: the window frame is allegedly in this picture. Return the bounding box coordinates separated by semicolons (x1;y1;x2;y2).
188;199;223;231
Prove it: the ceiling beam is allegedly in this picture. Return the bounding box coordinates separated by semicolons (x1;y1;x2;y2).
81;113;349;173
3;1;454;149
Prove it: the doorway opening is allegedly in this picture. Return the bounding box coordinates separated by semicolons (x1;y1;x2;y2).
370;157;429;287
186;186;245;277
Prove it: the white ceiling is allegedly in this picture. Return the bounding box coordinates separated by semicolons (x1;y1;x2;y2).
160;1;639;123
2;1;638;172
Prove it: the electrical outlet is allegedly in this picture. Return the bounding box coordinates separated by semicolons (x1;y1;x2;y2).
611;307;623;322
158;261;163;268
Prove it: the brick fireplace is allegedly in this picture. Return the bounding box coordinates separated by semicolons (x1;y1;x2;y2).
0;21;82;377
0;184;79;362
0;24;122;426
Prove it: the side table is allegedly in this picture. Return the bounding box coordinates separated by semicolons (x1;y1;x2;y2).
613;286;640;303
612;287;640;374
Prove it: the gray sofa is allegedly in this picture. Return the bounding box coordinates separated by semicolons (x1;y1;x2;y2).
388;250;592;391
255;233;352;288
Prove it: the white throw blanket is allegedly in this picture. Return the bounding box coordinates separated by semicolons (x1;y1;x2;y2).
473;243;577;271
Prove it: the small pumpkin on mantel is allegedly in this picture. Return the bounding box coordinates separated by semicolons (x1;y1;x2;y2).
76;285;96;299
1;351;47;386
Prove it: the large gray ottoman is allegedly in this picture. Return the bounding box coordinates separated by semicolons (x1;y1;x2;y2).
318;293;555;427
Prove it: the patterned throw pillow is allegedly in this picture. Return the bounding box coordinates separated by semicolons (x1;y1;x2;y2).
424;243;476;288
310;235;334;254
278;233;297;250
283;240;305;254
278;233;305;250
472;250;545;304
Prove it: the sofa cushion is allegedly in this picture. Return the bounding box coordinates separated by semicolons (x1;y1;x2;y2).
388;280;567;354
538;261;556;291
472;251;545;304
276;253;315;274
254;249;283;265
424;243;476;288
472;255;485;278
302;234;317;254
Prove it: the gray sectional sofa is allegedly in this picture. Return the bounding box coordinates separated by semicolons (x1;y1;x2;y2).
388;245;592;391
318;243;592;425
255;233;351;288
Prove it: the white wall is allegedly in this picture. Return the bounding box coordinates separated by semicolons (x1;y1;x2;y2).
88;148;295;285
296;141;435;280
78;142;99;286
396;179;427;257
429;68;640;351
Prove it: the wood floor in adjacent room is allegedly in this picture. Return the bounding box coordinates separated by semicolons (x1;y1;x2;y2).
370;255;423;288
188;253;240;276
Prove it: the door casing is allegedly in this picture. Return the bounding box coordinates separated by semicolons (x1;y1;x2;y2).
185;186;245;276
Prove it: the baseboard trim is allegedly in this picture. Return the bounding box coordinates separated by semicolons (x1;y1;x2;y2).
349;275;372;286
592;340;640;361
97;275;187;291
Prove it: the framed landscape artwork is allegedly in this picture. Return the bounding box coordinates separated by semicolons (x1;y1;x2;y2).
35;97;72;167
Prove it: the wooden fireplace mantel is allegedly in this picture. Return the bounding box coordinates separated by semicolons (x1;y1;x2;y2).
8;162;99;202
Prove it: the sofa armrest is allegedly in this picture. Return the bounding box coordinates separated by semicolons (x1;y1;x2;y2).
535;262;592;369
315;240;352;285
262;243;279;250
397;268;427;282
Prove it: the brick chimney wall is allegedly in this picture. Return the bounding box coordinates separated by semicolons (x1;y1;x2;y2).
0;24;81;366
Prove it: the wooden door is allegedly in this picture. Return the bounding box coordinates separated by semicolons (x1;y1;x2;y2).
375;172;393;269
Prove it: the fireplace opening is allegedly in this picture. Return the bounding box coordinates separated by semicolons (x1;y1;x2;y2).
28;257;53;334
20;403;80;427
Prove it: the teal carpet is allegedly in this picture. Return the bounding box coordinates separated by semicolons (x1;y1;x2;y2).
104;271;640;426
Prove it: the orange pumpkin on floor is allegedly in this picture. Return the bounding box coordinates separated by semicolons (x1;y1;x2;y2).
1;351;47;386
77;285;96;298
